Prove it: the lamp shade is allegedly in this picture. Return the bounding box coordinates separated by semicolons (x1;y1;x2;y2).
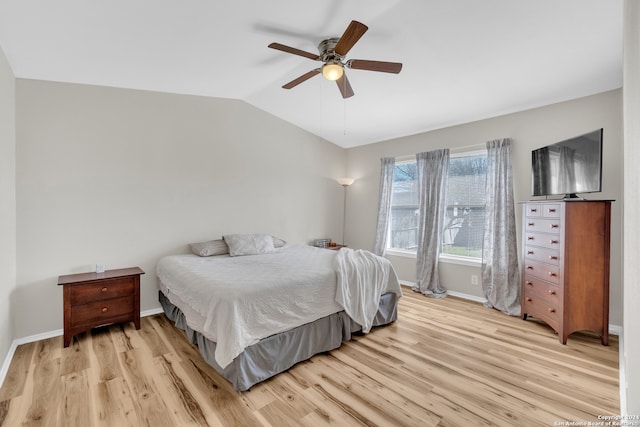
322;62;344;81
337;177;355;186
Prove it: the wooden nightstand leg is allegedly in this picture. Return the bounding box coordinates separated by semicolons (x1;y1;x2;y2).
63;333;71;348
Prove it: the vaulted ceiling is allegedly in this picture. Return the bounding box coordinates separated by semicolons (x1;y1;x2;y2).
0;1;623;148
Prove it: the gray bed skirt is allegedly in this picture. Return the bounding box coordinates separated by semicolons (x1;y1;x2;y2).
159;290;398;391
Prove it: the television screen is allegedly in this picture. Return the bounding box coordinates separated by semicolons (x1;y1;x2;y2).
531;129;603;198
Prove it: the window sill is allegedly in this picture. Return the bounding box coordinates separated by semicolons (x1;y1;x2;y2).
386;249;482;267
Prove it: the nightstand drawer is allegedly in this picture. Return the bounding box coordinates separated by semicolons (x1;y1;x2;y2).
69;278;134;305
71;296;134;327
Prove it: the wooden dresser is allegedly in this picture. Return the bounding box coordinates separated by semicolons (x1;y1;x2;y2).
58;267;144;347
520;200;611;345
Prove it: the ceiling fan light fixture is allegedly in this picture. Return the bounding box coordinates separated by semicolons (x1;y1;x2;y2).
322;62;344;81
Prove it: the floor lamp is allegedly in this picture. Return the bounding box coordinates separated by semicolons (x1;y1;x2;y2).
337;178;355;245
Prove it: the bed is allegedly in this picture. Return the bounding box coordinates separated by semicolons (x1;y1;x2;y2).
156;238;402;391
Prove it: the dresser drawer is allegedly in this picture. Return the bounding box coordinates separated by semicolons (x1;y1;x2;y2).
523;276;561;301
522;293;560;329
542;204;561;218
524;218;562;234
71;296;134;327
523;260;561;284
524;205;542;217
524;233;561;250
69;278;134;305
524;246;560;266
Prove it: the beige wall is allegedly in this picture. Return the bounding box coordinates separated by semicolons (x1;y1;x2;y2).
0;45;16;364
345;90;623;326
14;79;346;338
623;0;640;415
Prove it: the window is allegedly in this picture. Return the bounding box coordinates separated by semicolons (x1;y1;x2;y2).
387;151;487;260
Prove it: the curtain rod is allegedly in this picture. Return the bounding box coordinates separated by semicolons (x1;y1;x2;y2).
394;142;487;162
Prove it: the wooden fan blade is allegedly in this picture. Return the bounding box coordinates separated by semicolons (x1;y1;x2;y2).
268;42;320;60
347;59;403;74
334;20;368;56
336;73;354;98
282;69;321;89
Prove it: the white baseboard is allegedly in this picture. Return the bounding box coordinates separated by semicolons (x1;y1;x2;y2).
399;280;623;335
399;280;489;304
0;307;165;389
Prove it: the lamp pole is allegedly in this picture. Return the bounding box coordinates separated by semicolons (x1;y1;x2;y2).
337;178;355;245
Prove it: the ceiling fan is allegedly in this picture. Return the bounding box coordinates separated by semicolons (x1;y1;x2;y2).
268;20;403;99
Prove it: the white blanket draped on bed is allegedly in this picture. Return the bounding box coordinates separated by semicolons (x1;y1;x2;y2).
334;248;402;333
157;244;401;369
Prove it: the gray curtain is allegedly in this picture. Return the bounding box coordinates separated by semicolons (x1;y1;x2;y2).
414;149;449;298
373;157;396;256
482;138;521;315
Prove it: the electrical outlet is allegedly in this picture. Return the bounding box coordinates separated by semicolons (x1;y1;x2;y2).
471;275;479;286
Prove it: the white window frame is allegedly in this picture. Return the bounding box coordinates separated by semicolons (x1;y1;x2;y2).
385;150;486;267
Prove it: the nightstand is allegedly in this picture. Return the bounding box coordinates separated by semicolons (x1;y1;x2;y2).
58;267;145;347
324;244;347;251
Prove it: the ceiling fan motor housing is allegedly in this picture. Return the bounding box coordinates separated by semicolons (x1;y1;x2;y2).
318;38;343;63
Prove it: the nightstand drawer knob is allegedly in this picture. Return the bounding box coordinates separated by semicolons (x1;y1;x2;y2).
548;290;556;295
548;308;556;313
526;281;533;286
548;272;557;277
101;307;108;313
526;297;532;302
101;287;108;292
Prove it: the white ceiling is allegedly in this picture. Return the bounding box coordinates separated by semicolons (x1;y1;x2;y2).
0;1;623;148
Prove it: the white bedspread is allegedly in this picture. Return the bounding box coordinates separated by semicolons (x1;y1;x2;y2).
334;248;402;333
157;244;401;369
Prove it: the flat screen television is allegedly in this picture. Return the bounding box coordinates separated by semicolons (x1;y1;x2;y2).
531;128;603;199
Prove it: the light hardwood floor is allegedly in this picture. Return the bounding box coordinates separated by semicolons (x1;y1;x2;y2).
0;291;619;427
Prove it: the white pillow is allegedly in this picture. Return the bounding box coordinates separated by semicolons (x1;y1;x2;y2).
223;233;275;256
189;239;229;257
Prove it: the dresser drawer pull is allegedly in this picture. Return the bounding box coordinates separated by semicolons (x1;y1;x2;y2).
550;239;559;244
548;272;557;277
527;251;534;255
550;224;559;229
548;308;556;313
101;307;108;313
528;236;535;241
528;222;535;227
548;208;556;213
548;290;556;295
530;208;538;213
549;255;558;260
101;287;108;293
